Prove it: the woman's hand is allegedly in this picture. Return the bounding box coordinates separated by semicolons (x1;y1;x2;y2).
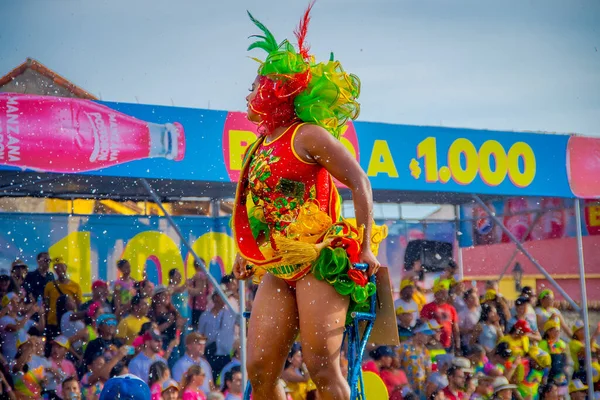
359;247;380;277
233;252;254;280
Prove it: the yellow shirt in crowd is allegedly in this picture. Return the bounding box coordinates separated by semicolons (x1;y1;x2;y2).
499;335;530;357
116;315;150;345
44;280;82;326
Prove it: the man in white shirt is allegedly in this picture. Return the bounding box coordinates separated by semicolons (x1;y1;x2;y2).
172;332;213;394
394;279;419;327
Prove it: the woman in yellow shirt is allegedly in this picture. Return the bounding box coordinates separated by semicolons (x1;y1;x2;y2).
281;343;317;400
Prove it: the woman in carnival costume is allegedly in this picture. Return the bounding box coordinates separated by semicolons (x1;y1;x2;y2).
232;3;387;400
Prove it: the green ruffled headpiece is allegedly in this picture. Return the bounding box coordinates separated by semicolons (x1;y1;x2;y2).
247;3;361;138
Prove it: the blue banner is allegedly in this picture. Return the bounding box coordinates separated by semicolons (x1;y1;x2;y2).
1;93;596;198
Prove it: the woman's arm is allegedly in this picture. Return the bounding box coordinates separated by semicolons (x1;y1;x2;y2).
281;366;309;383
295;125;379;275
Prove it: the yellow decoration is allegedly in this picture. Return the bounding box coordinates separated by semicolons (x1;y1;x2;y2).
362;371;389;400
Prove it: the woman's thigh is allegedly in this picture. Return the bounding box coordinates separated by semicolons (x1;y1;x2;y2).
295;273;349;375
247;273;300;376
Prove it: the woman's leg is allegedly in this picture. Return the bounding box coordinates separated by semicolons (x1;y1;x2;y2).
296;273;350;400
247;273;299;399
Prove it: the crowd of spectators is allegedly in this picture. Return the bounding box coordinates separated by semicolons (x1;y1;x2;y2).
0;252;598;400
0;253;244;400
360;260;600;400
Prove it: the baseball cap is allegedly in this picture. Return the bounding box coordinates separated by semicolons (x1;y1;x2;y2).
433;280;450;293
53;335;70;350
143;329;162;343
92;280;108;290
543;318;560;333
371;346;395;359
453;357;474;373
538;289;554;300
483;289;497;302
161;379;179;393
97;313;118;327
400;279;414;291
528;345;551;369
100;374;151;400
513;319;532;334
395;304;416;315
568;379;588;394
515;297;529;306
492;377;517;393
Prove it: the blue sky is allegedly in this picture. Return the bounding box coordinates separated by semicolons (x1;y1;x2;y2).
0;0;599;137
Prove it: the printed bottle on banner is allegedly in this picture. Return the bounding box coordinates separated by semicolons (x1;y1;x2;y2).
567;135;600;199
0;94;186;173
529;198;565;241
472;203;498;245
502;198;531;243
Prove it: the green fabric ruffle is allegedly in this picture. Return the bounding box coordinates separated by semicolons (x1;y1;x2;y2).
312;247;376;324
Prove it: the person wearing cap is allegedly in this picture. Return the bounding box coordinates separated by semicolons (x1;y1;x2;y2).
44;335;77;398
507;297;541;342
568;379;588;400
172;332;214;394
395;279;419;328
426;354;454;398
481;281;511;330
160;378;180;400
517;345;551;400
116;294;151;345
570;319;600;383
442;365;467;400
83;313;121;367
79;280;112;316
10;259;29;292
398;322;434;398
421;280;460;354
490;376;517;400
499;319;531;357
128;329;166;383
23;251;54;302
396;304;417;341
99;374;152;400
539;317;567;381
534;289;571;337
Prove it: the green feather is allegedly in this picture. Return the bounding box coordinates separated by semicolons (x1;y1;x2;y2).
247;11;278;53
